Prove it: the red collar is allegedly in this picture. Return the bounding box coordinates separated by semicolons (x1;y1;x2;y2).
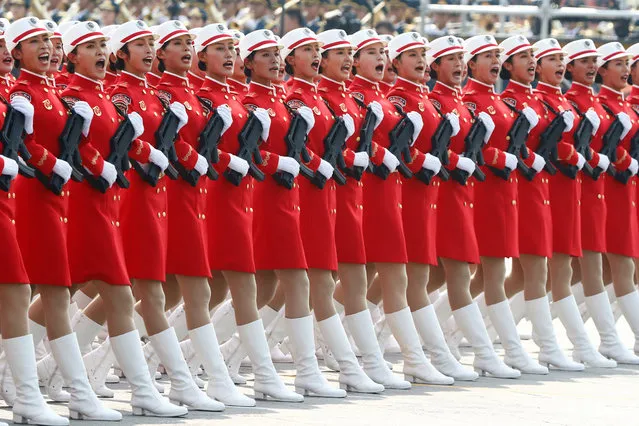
17;68;50;86
160;71;190;88
535;81;563;96
432;81;461;98
504;80;533;95
350;75;380;91
290;77;317;93
120;71;148;88
201;76;231;93
394;77;424;93
598;85;625;102
318;76;347;92
465;78;494;94
248;81;277;97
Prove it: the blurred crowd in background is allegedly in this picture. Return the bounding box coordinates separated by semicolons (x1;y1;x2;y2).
1;0;639;43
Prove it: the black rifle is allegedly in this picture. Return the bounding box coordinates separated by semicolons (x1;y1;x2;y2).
84;116;135;193
566;105;595;179
311;116;348;189
0;105;34;192
133;108;180;187
592;103;624;180
36;111;84;195
415;113;451;185
615;109;639;184
450;114;486;185
173;111;222;187
489;104;534;181
273;109;314;189
372;105;413;180
534;102;566;177
224;112;265;186
343;100;374;181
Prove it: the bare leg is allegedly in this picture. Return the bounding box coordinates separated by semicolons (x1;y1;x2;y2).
133;279;169;336
336;263;368;315
94;282;136;337
549;253;573;301
505;257;525;298
308;269;337;322
607;253;637;297
406;262;430;312
579;251;605;297
275;269;310;319
255;270;278;310
426;262;446;294
223;271;259;326
37;286;72;340
469;264;484;299
519;254;548;301
440;258;472;311
207;272;229;311
480;257;507;306
175;276;212;330
375;263;408;314
0;284;31;338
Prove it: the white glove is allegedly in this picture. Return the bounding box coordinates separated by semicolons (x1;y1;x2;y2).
276;156;300;177
561;110;574;133
521;106;539;132
296;106;315;135
52;158;72;183
369;101;384;129
128;112;144;139
406;111;423;146
422;153;441;175
617;112;632;140
10;96;34;134
576;152;586;170
169;102;188;133
342;114;355;139
100;161;117;188
456;155;476;175
228;153;249;177
216;104;233;136
477;111;495;144
596;153;610;171
585;109;600;135
0;155;18;179
253;108;271;141
504;152;518;171
382;148;400;172
149;146;169;171
194;153;209;176
72;101;94;137
446;113;460;137
630;158;639;176
353;151;369;168
317;159;334;180
531;153;546;173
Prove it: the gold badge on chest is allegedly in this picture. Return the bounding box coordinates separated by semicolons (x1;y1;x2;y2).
340;103;347;113
313;106;321;116
139;100;147;111
267;108;275;117
418;102;425;112
487;105;496;115
184;101;192;111
92;106;102;117
42;99;52;110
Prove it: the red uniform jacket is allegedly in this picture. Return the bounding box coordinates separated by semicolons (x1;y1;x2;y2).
146;72;162;88
228;78;249;98
187;71;205;91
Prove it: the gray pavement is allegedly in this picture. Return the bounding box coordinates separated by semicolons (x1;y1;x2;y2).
1;318;637;426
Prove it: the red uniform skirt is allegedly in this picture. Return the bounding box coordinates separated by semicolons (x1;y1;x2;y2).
437;179;479;264
120;172;168;282
253;176;307;270
605;175;639;257
549;173;582;257
299;178;338;271
362;172;407;264
67;182;129;285
207;176;256;273
166;177;211;277
517;172;552;258
335;178;366;264
14;177;71;286
473;170;519;258
581;175;607;253
0;189;29;284
402;177;439;266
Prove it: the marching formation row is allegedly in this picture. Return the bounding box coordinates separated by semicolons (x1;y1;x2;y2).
0;13;637;426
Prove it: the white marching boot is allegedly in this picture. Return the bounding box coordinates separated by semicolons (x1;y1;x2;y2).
345;310;410;389
149;328;224;411
475;294;498;343
189;323;255;407
314;320;341;372
83;338;117;398
260;306;294;363
453;303;520;378
412;305;478;381
211;300;239;345
487;300;548;375
167;304;189;342
286;316;346;398
133;310;149;340
142;342;166;394
4;335;69;425
110;330;188;417
180;340;205;389
317;315;384;393
238;319;303;402
219;334;247;385
37;353;70;402
49;333;122;421
585;292;639;364
526;296;584;371
615;290;639;355
385;307;454;385
553;295;617;368
71;312;102;356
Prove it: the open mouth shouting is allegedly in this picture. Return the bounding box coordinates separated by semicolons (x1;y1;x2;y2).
142;56;153;66
38;52;49;65
181;53;192;64
555;68;565;79
2;56;11;66
622;73;629;82
310;59;320;72
95;58;106;70
223;60;233;70
375;64;384;73
490;64;500;77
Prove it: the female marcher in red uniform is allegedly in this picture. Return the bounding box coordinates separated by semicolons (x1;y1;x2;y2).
227;30;248;97
186;28;205;90
532;38;616;368
315;28;409;389
563;40;639;364
594;41;639;360
238;29;347;398
499;35;584;371
280;27;383;394
385;32;477;381
0;17;69;426
41;20;64;89
461;35;547;375
425;36;519;378
192;22;302;402
348;29;452;385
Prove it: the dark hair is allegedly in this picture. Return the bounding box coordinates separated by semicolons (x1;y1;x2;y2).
284;52;294;76
157;42;168;73
390;52;401;74
351;50;360;76
466;55;477;79
66;47;78;74
114;43;130;71
564;59;574;82
198;45;208;71
429;57;441;80
629;61;638;86
318;50;329;75
595;61;609;85
12;43;21;69
243;51;256;78
499;56;513;81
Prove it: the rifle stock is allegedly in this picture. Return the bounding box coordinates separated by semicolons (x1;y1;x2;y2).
225;112;265;186
0;106;34;192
